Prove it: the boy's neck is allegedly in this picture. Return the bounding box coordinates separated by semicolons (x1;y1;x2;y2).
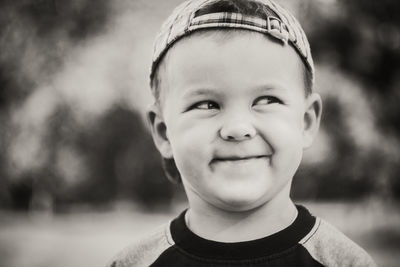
185;193;297;243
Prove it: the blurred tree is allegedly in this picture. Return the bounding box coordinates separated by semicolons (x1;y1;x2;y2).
19;0;112;40
0;0;113;111
51;104;175;210
0;0;177;210
0;0;116;210
292;0;400;200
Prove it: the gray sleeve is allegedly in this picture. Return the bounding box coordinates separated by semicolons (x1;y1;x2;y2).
300;218;377;267
106;223;174;267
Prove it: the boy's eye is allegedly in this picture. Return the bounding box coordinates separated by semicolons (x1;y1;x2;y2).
253;96;283;106
190;100;220;110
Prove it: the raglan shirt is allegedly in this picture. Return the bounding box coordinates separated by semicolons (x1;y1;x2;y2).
108;205;377;267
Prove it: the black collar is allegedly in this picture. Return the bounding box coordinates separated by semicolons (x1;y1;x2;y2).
170;205;315;260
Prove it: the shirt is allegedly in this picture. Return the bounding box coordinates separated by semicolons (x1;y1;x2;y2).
108;205;377;266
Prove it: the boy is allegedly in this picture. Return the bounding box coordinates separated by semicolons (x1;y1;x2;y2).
108;0;377;266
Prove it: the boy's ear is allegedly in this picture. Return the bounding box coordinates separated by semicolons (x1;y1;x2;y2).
302;93;322;149
147;104;173;159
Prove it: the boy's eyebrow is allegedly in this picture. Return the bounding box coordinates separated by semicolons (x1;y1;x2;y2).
181;84;291;99
182;88;220;98
253;84;289;93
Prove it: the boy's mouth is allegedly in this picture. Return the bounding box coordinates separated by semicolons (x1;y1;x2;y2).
211;155;270;163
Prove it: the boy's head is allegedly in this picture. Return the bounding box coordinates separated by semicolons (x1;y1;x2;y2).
148;0;322;212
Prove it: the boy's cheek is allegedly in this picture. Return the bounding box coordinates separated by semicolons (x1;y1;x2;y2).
258;116;303;140
168;119;209;143
169;116;217;139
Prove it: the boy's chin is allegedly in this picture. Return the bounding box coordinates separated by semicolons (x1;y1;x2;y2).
212;193;270;212
208;183;290;213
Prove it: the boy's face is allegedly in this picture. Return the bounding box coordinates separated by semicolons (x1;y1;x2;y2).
150;31;321;212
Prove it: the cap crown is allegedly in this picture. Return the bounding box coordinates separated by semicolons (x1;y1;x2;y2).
150;0;314;89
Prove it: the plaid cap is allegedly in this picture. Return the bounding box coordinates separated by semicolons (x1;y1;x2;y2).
150;0;314;87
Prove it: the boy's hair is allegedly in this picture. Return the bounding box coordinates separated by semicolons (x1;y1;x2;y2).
150;0;314;183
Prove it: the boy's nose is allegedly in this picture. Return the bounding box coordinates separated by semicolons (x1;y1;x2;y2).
220;121;256;141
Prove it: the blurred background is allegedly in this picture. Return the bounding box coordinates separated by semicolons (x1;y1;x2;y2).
0;0;399;266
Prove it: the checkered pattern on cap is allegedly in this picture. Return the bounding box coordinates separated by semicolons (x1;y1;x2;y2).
150;0;314;87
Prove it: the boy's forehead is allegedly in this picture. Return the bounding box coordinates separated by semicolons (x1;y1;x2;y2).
150;0;314;90
164;30;305;98
167;29;302;74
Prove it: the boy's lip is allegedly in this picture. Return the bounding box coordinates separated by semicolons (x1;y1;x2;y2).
211;155;270;163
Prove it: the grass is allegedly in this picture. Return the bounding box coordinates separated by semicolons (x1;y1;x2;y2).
0;200;399;267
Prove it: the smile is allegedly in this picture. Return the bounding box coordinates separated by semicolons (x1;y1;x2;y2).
211;155;270;163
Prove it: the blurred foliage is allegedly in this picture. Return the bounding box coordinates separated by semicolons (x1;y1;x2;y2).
0;0;111;110
5;104;175;211
292;0;400;200
0;0;399;212
49;104;175;210
309;0;400;134
0;0;176;211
